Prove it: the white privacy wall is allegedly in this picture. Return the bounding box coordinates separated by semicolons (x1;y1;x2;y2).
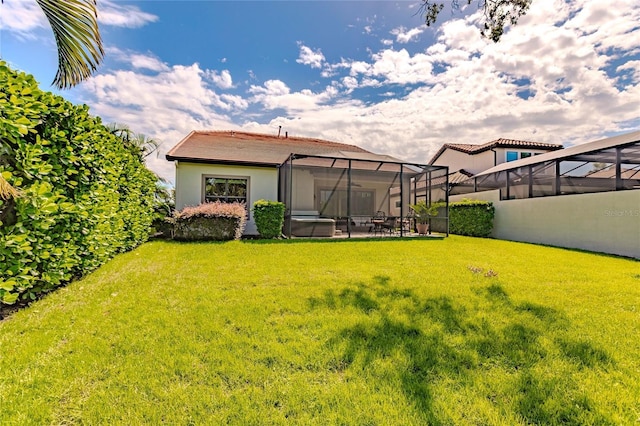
451;190;640;259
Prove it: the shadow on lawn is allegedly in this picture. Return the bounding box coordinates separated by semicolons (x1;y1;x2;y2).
308;275;613;424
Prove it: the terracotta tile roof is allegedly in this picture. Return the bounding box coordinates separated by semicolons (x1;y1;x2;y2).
403;169;473;192
166;130;372;166
429;138;564;165
449;168;475;184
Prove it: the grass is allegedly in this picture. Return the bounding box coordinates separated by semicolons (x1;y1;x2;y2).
1;236;639;424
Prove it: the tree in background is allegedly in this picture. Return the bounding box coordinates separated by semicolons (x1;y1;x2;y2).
421;0;532;42
106;123;162;160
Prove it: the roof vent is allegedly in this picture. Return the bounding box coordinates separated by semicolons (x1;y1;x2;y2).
278;125;282;138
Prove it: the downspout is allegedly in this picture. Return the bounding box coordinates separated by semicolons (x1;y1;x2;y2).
399;165;404;237
445;166;449;237
287;154;294;238
347;160;352;238
615;147;623;190
427;169;432;235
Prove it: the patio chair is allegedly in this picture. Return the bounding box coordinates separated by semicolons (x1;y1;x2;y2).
402;214;413;233
380;216;398;235
371;211;386;235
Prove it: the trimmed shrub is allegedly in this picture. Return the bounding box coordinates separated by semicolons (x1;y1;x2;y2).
0;62;156;305
252;200;285;239
446;199;495;237
173;202;247;241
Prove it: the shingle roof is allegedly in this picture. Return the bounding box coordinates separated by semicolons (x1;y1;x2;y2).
428;138;564;165
165;130;375;166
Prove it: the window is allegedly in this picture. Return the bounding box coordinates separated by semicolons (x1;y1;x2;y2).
319;189;374;216
506;151;519;162
506;151;532;162
203;176;248;203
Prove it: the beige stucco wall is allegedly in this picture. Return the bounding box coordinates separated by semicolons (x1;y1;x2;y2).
174;161;278;235
434;149;495;175
451;190;640;259
305;177;397;217
434;148;554;175
291;169;315;211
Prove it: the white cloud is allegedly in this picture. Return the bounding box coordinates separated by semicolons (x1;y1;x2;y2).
249;79;290;97
0;0;157;39
0;1;46;35
390;26;425;44
249;80;343;113
221;94;249;110
97;0;158;28
344;49;434;85
236;0;640;165
76;0;640;184
342;76;359;92
349;61;371;76
208;70;234;89
617;60;640;83
130;54;169;72
296;44;326;69
79;63;249;182
105;48;169;73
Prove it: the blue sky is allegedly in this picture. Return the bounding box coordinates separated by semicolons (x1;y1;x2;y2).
2;0;639;183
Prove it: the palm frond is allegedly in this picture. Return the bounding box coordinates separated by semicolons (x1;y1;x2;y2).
0;175;19;200
36;0;104;89
106;122;133;142
134;134;161;159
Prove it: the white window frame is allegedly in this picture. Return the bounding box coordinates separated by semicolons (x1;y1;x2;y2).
202;175;250;205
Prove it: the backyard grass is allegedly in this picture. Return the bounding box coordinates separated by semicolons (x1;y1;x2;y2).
1;236;639;424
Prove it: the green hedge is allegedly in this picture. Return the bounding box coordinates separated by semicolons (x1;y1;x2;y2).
0;62;156;305
252;200;285;239
444;199;495;237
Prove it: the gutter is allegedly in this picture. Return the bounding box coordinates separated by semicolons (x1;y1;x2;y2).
164;155;279;168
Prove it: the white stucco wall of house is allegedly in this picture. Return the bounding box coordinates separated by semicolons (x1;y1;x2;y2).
492;148;557;166
174;161;278;235
434;148;557;175
451;189;640;259
433;149;495;175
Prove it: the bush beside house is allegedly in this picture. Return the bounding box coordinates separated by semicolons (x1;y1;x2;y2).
0;62;156;305
252;200;285;239
172;202;247;241
433;199;494;237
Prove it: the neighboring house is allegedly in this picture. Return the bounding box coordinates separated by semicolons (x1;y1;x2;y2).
429;138;564;176
166;130;447;236
446;130;640;258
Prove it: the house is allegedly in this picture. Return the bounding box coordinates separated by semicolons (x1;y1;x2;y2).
429;138;564;176
166;130;448;237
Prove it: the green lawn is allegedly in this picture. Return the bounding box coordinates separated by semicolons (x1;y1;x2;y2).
1;237;639;424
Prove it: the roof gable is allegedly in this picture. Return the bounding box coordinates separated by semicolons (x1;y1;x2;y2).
429;138;564;165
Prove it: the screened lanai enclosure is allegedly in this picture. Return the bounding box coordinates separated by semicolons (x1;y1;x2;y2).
450;131;640;200
278;152;449;238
